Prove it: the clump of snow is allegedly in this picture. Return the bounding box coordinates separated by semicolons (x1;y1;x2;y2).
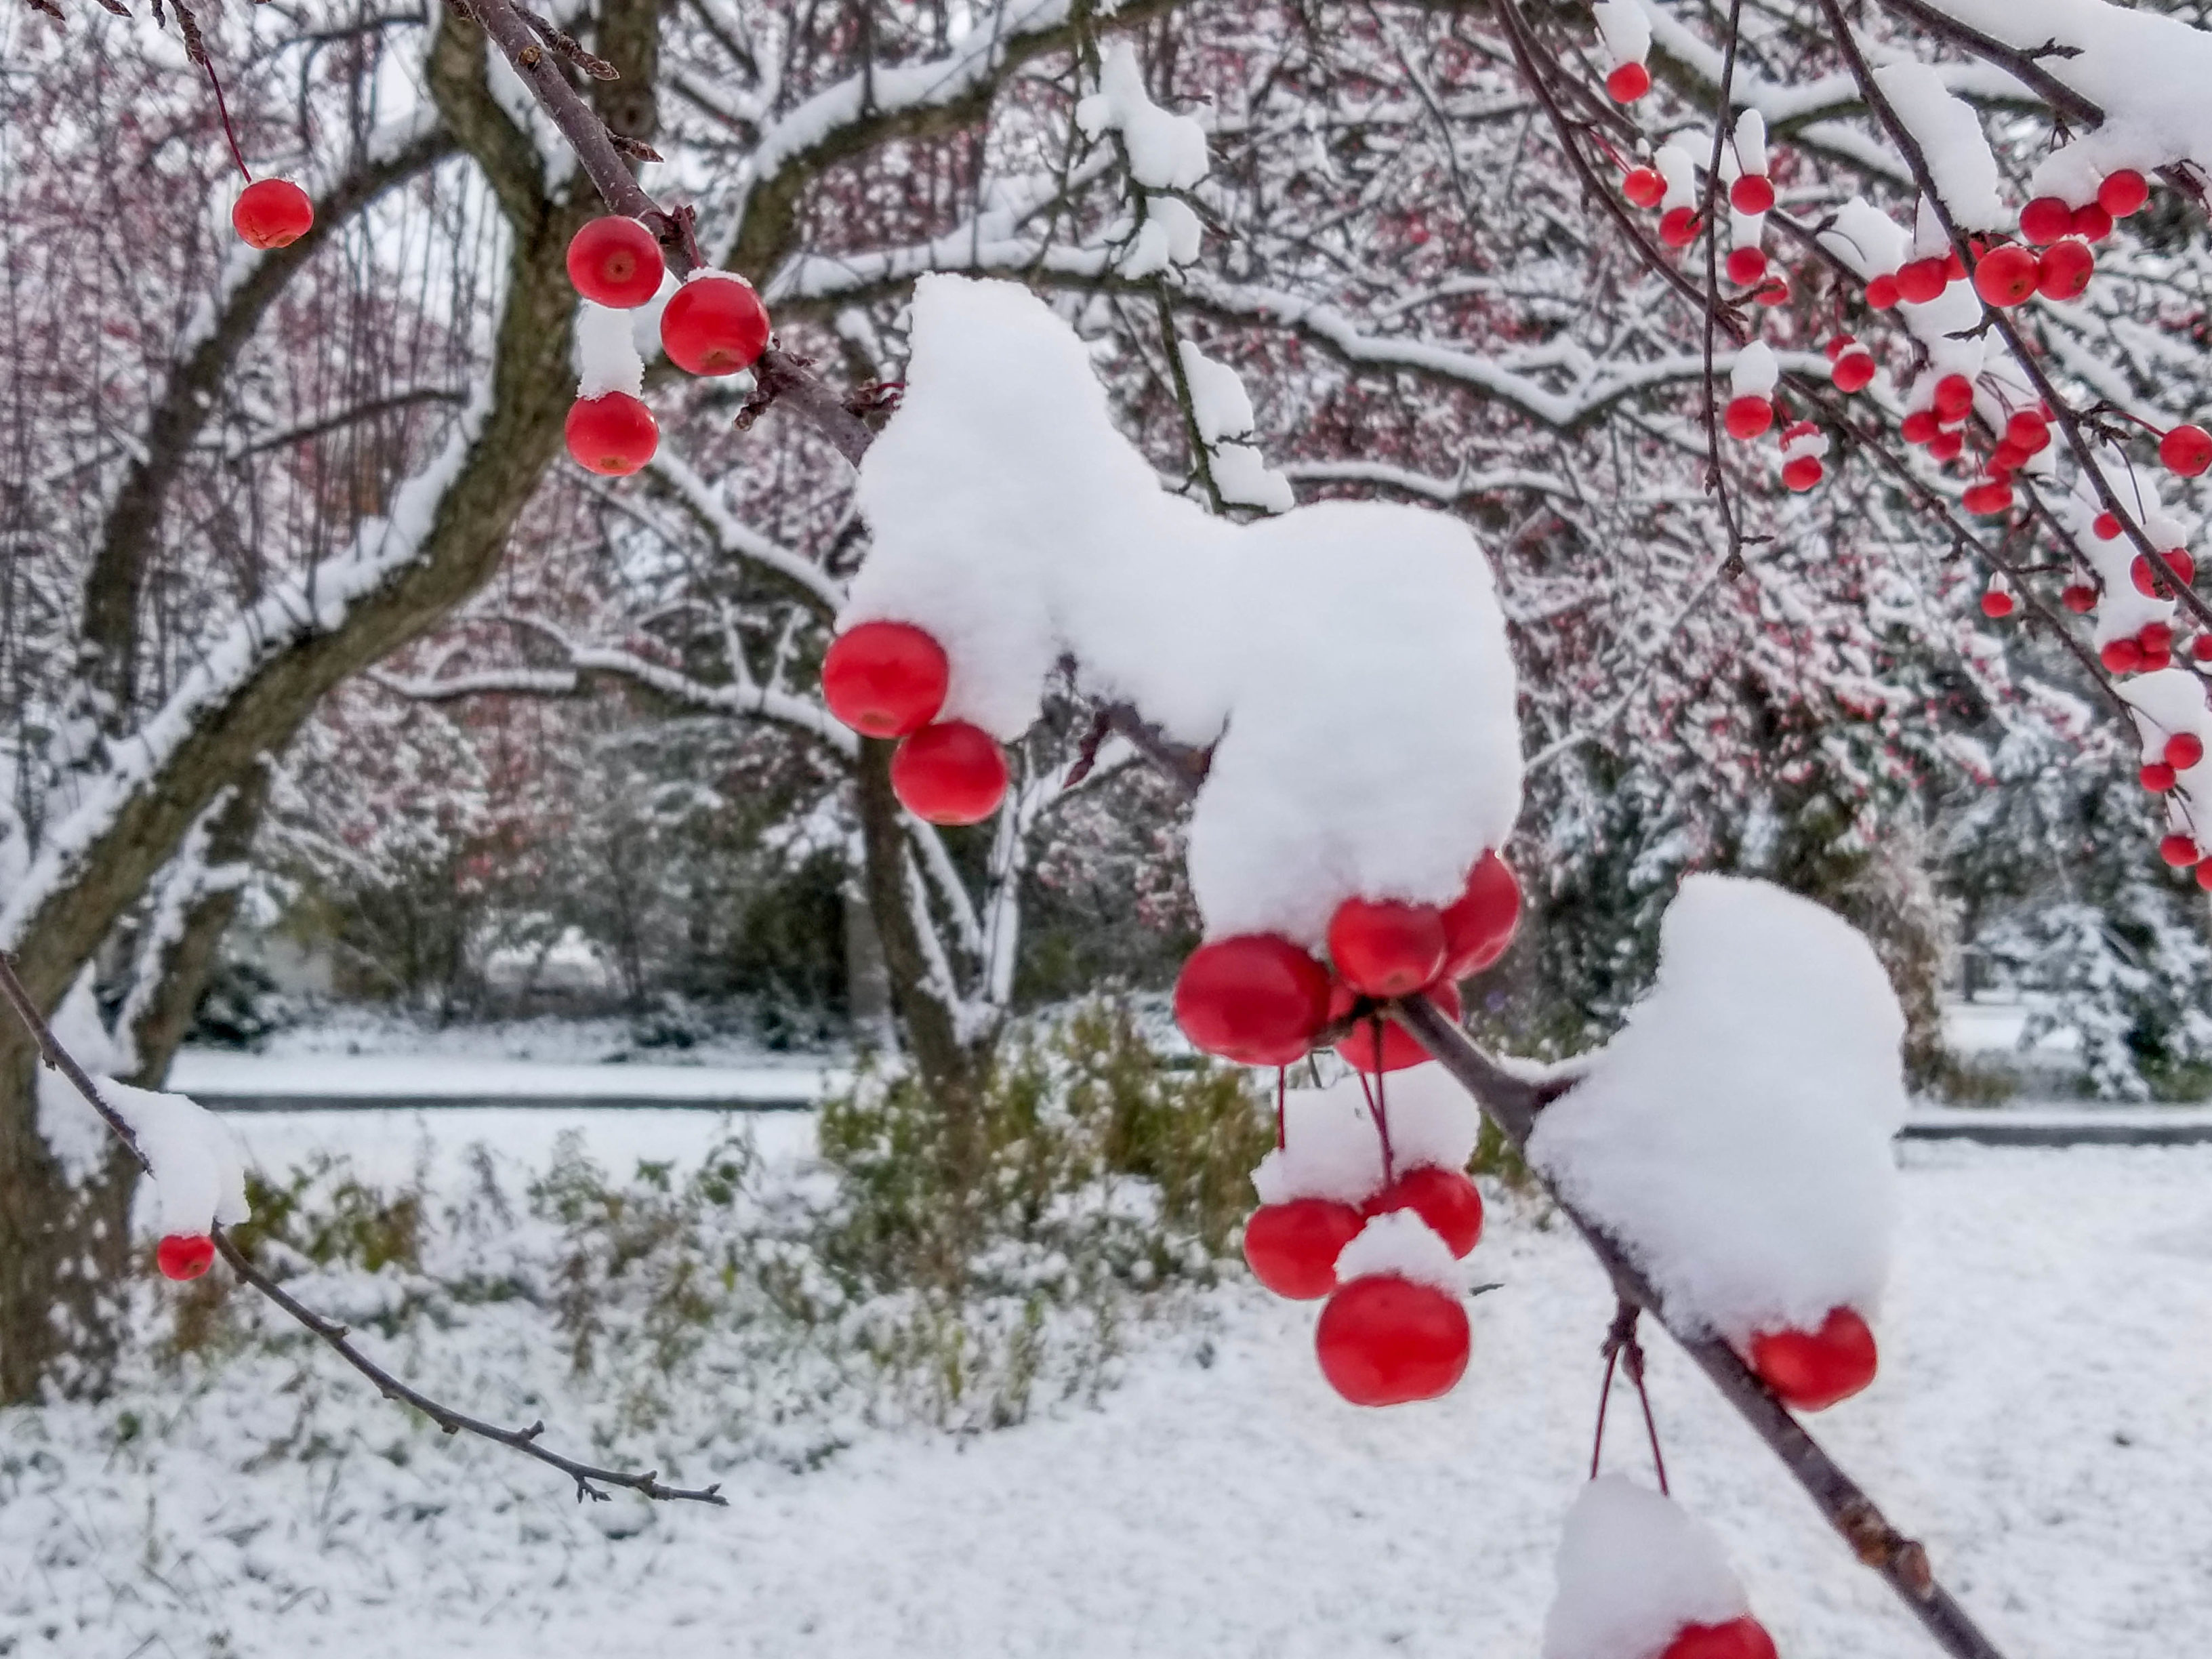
35;974;131;1181
1527;875;1905;1343
1654;144;1698;210
1179;343;1257;444
1781;424;1828;466
1591;1;1652;69
2070;458;2184;646
1076;41;1208;191
1732;108;1767;176
1729;342;1777;400
1875;64;2007;232
1251;1067;1480;1208
1210;445;1296;514
1819;196;1909;278
2121;668;2211;770
1334;1209;1462;1294
109;1080;251;1237
1542;1477;1752;1659
575;302;646;400
848;276;1521;945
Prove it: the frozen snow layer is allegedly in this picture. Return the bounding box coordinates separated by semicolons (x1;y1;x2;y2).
1074;40;1209;191
1251;1065;1481;1207
1529;876;1906;1341
850;276;1521;945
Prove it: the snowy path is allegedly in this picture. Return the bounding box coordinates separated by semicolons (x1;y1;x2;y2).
5;1135;2208;1658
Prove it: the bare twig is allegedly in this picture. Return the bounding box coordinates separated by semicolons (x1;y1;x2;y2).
0;949;726;1507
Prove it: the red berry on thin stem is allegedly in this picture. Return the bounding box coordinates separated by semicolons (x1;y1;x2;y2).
1328;899;1446;998
1658;207;1701;248
2006;410;2051;453
821;621;950;738
890;722;1008;825
1973;244;2039;307
1724;394;1773;441
1315;1275;1471;1407
2074;202;2114;242
1660;1619;1782;1659
1747;1306;1877;1410
232;179;314;250
1174;936;1331;1067
1933;374;1975;423
1729;174;1775;216
2100;169;2150;218
661;274;771;375
2018;196;2074;247
1333;981;1462;1074
2062;582;2097;614
1438;852;1520;979
2160;834;2202;868
1864;273;1900;310
1980;588;2015;619
2094;512;2124;540
1900;409;1938;446
1830;350;1875;394
1364;1166;1484;1257
2142;761;2178;793
157;1234;216;1281
1622;167;1666;209
566;216;665;308
2168;733;2205;770
1927;428;1963;464
563;393;658;476
1725;247;1768;287
1896;258;1946;305
1607;62;1652;102
2104;638;2146;674
2160;424;2212;478
2037;239;2095;301
1780;454;1823;492
1244;1200;1365;1299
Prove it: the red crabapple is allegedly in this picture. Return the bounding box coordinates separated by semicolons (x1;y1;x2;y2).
1244;1199;1365;1299
2006;410;2051;453
1622;167;1666;209
1723;395;1773;441
1658;207;1700;248
1334;980;1462;1073
2062;583;2097;613
2102;638;2146;674
1725;247;1768;287
2036;239;2095;301
2094;512;2124;540
232;179;314;249
1438;852;1520;979
661;274;771;375
2168;733;2205;770
1963;479;2014;516
1747;1306;1877;1410
1328;899;1446;998
2160;424;2212;477
157;1234;216;1281
1928;429;1963;463
1864;272;1900;309
566;216;665;307
1364;1166;1483;1258
1980;588;2014;619
1607;62;1652;102
2142;761;2177;794
1896;258;1946;304
1174;935;1332;1066
2100;169;2150;218
820;621;950;738
1830;350;1875;395
1780;455;1823;492
2074;202;2114;242
2018;196;2074;247
2160;834;2202;868
2131;550;2196;596
1729;175;1775;216
1973;244;2039;307
1933;374;1975;422
1315;1275;1471;1407
563;393;658;476
890;722;1008;824
1660;1619;1781;1659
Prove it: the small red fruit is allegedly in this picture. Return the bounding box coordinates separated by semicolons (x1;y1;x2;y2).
890;722;1008;825
2100;169;2150;218
2195;635;2212;664
1980;588;2015;619
1623;167;1666;209
1973;243;2039;307
1365;1166;1483;1258
1753;278;1788;308
1328;898;1447;998
2094;512;2124;540
1725;247;1768;287
1607;62;1652;102
2160;834;2202;868
1315;1275;1471;1406
1963;479;2013;516
1864;273;1900;310
1900;409;1938;446
1659;207;1701;248
2006;410;2051;453
1729;174;1776;216
661;274;771;375
2167;733;2205;770
2198;862;2212;892
1334;981;1462;1073
2144;621;2176;651
563;392;658;476
2018;195;2075;247
1439;852;1521;979
1175;935;1331;1066
1747;1305;1877;1410
2103;637;2146;674
1780;455;1824;492
2142;761;2177;793
232;179;314;250
157;1234;216;1281
1896;258;1947;304
1933;373;1975;423
2160;424;2212;478
1988;441;2028;476
2074;202;2114;242
1244;1199;1365;1299
566;216;665;308
2037;238;2095;301
2062;583;2097;614
821;620;949;738
1830;350;1875;394
1724;394;1773;441
1661;1618;1781;1659
2132;550;2197;596
1928;428;1963;464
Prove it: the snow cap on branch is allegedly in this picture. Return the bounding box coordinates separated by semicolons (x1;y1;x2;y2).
1251;1066;1480;1206
1732;108;1767;178
1876;64;2007;233
1729;342;1778;401
1591;1;1653;70
849;277;1521;945
1076;41;1210;192
1542;1478;1753;1659
1527;876;1904;1343
1818;197;1909;278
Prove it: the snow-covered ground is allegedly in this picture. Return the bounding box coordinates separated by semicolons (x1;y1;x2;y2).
5;1108;2208;1658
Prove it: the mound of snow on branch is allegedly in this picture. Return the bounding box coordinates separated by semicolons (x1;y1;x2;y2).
1250;1066;1480;1206
1527;876;1905;1343
850;276;1520;945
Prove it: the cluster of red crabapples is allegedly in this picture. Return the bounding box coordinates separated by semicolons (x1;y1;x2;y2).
818;620;1012;825
560;217;774;478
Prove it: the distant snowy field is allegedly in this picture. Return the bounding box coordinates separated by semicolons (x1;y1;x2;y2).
4;1105;2207;1659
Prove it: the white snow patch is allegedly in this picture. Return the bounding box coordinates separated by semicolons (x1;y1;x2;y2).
1591;1;1653;68
574;302;646;400
1543;1477;1752;1659
1075;41;1209;191
1875;63;2007;232
1334;1208;1462;1294
1251;1067;1480;1207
